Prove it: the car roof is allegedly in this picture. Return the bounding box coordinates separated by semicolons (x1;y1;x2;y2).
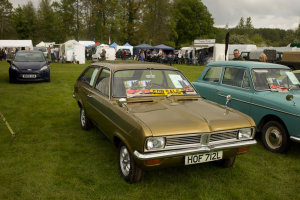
91;62;177;72
207;61;290;69
17;50;43;54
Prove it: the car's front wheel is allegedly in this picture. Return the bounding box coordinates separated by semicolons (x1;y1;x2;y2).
261;121;289;153
80;107;92;130
119;143;143;183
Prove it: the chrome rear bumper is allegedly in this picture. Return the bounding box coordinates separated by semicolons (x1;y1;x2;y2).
134;140;257;160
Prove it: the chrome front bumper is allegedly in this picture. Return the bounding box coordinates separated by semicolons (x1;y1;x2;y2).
134;140;257;160
290;136;300;143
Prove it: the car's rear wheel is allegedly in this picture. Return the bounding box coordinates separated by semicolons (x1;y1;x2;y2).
217;156;236;168
261;121;289;153
80;107;92;130
118;143;143;183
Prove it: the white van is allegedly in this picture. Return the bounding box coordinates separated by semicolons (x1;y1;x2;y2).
92;44;116;61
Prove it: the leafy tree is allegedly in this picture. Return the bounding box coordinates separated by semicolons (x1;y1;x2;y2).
229;34;252;44
138;0;173;45
245;17;253;29
12;2;38;42
173;0;214;48
0;0;13;39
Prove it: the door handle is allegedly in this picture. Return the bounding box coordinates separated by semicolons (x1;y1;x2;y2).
215;89;219;93
87;94;92;98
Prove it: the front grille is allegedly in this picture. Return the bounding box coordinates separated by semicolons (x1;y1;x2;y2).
166;135;201;147
209;131;238;145
162;130;239;150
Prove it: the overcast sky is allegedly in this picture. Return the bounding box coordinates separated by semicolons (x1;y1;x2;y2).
11;0;300;30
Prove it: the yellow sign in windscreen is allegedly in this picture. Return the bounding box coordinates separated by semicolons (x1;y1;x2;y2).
150;89;183;95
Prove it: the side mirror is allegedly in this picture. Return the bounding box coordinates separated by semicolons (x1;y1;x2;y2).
7;60;11;64
286;94;294;101
47;60;51;64
118;98;129;111
118;98;127;106
225;95;231;107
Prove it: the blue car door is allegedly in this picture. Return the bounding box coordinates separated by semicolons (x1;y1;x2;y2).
215;67;253;116
193;66;223;101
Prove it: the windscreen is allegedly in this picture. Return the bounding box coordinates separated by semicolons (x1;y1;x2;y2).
113;69;198;97
252;68;300;91
14;52;46;62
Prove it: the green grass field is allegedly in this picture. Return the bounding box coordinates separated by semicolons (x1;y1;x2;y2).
0;61;299;200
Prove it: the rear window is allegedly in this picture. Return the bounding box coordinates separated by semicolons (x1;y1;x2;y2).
14;52;45;62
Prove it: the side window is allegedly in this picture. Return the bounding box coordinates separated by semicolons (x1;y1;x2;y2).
222;67;246;88
95;68;111;97
242;72;251;89
80;67;100;87
203;67;222;83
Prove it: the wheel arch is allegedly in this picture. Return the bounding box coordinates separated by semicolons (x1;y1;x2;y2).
257;114;289;136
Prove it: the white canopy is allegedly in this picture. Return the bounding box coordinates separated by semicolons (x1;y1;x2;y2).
36;41;55;48
0;40;33;49
63;40;85;64
79;41;95;47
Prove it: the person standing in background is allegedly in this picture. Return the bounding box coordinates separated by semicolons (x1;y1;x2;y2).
50;46;55;62
259;53;267;62
232;49;245;61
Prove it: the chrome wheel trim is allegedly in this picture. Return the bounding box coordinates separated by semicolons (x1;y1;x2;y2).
80;109;86;127
120;146;131;177
265;126;282;149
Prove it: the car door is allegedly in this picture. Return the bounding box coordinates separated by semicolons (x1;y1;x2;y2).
77;66;100;118
194;66;223;101
216;67;253;116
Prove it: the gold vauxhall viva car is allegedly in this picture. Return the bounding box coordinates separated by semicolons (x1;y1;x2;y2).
73;62;257;183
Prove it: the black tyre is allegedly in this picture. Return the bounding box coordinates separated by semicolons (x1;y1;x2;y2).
261;121;289;153
217;156;236;168
118;143;143;183
9;74;15;83
80;107;92;130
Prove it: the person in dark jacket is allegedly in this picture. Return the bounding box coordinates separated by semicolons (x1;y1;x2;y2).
232;49;245;61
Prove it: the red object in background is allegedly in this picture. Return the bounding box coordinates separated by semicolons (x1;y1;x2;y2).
184;88;194;92
127;90;135;94
270;85;277;89
142;89;149;94
135;90;140;93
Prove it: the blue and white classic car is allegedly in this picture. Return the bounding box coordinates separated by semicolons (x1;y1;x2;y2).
193;61;300;153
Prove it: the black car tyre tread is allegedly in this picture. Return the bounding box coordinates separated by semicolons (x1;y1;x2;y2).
80;107;92;130
118;143;143;183
217;156;236;168
261;121;289;153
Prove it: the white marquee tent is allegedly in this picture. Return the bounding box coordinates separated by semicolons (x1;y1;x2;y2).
36;41;55;47
61;40;85;64
0;40;33;50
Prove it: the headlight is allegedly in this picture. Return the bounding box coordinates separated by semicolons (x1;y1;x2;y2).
11;66;19;71
145;137;165;151
40;66;49;71
238;128;253;139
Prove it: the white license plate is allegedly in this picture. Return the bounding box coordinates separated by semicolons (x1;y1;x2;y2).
22;74;36;78
185;151;223;165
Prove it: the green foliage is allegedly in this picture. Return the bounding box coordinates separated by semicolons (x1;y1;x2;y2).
0;0;13;38
12;2;37;42
173;0;214;48
229;34;252;44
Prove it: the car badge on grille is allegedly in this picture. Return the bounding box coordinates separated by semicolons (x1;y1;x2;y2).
201;134;209;145
27;69;32;71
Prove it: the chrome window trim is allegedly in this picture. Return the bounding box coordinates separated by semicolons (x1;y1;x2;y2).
218;94;300;118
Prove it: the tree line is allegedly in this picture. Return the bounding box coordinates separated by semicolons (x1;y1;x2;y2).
0;0;299;48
